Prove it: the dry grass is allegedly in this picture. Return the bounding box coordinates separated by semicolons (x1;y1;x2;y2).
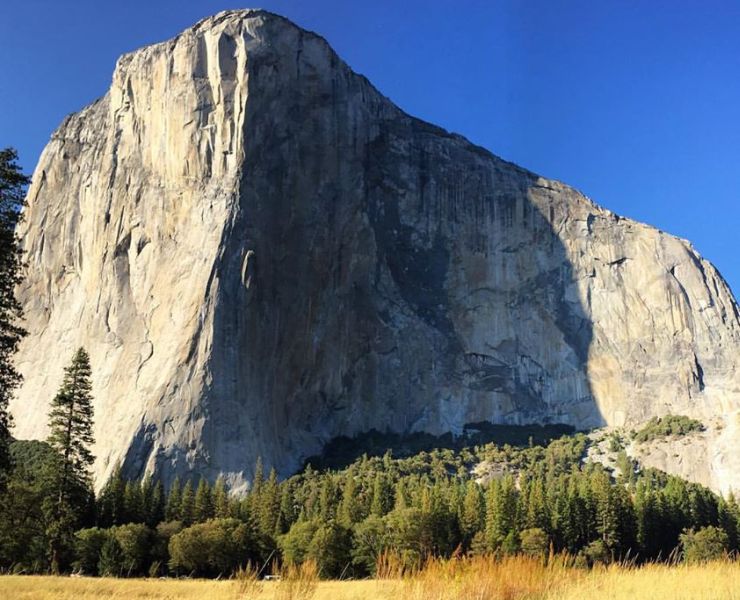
400;554;577;600
554;561;740;600
0;575;376;600
273;560;319;600
0;575;233;599
234;561;263;597
2;557;740;599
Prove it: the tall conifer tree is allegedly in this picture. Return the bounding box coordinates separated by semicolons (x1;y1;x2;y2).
46;347;95;572
165;476;182;522
123;480;144;523
213;476;230;519
370;472;392;517
194;478;214;522
459;480;484;545
339;468;362;527
97;465;126;527
147;479;166;527
180;480;195;526
0;148;28;487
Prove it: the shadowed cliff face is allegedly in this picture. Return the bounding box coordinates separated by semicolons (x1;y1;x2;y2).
175;14;600;485
11;10;740;493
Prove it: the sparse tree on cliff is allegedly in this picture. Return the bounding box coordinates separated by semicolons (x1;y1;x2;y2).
46;347;95;572
0;148;29;487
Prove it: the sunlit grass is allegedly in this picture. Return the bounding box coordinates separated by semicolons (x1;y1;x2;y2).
2;557;740;599
554;561;740;600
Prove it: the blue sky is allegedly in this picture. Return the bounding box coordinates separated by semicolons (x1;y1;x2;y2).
1;1;738;295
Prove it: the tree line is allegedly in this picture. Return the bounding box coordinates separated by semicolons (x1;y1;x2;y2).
3;430;739;577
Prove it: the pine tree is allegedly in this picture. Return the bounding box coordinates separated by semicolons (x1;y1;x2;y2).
576;472;597;547
97;465;126;527
590;468;636;556
635;480;663;559
370;472;392;517
123;480;144;523
276;482;296;535
719;494;740;552
193;478;214;523
257;468;280;536
394;479;409;511
319;477;337;522
549;480;572;551
339;469;362;527
46;347;96;572
419;481;456;556
459;480;484;545
213;476;230;519
98;534;123;576
302;464;318;519
139;477;153;523
524;477;550;532
236;497;252;524
249;457;264;513
147;480;166;527
180;480;195;526
0;148;29;488
165;476;182;522
484;476;518;550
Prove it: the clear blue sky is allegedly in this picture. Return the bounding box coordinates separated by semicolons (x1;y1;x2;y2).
1;1;738;295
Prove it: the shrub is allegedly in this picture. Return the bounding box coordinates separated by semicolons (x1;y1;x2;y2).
470;531;489;556
94;524;153;577
73;527;108;575
307;521;352;578
608;433;623;453
152;520;183;571
500;531;520;555
384;508;424;559
519;528;549;558
98;535;124;576
114;523;152;576
582;539;610;565
168;518;256;577
634;415;705;443
351;515;389;575
280;520;320;566
680;526;729;563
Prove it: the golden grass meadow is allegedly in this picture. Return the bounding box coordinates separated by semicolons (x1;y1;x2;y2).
2;555;740;600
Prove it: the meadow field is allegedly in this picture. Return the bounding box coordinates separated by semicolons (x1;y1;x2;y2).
2;556;739;600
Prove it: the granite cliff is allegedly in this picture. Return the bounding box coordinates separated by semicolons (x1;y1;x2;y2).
11;10;740;493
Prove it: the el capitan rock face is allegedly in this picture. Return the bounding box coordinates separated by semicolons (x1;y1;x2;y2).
11;10;740;493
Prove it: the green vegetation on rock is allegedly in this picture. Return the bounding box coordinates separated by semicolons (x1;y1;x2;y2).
634;415;705;443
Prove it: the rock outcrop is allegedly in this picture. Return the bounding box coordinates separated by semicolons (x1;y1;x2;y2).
11;10;740;492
